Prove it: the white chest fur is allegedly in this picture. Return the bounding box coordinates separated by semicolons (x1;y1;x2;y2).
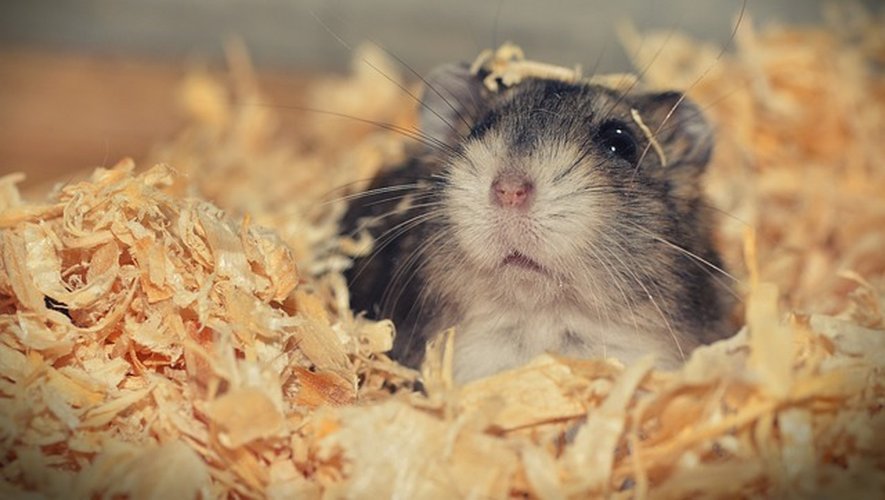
450;301;684;383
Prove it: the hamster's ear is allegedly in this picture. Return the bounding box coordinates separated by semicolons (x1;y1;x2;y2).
633;92;714;173
419;63;489;150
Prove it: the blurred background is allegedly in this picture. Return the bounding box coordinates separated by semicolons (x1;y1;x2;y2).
0;0;878;195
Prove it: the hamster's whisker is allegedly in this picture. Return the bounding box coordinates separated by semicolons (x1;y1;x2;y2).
600;231;685;361
374;42;474;131
308;191;434;223
581;239;641;355
394;236;463;363
617;92;759;212
347;211;444;283
362;191;440;210
243;102;456;155
586;35;612;82
381;230;448;320
601;22;683;123
563;184;749;227
381;238;430;312
656;82;751;138
582;236;642;335
367;209;445;251
348;202;446;238
621;222;743;304
308;8;465;141
633;0;748;171
428;172;453;185
624;221;742;287
318;183;425;207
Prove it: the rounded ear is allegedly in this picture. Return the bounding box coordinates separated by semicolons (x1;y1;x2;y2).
632;92;714;172
419;63;489;150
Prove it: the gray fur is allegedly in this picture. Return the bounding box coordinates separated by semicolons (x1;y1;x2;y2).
342;67;734;383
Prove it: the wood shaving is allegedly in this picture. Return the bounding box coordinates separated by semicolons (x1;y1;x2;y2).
469;41;639;94
470;42;583;91
1;7;884;498
630;107;669;167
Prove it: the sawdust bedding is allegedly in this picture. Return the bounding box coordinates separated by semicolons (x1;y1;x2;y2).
1;8;883;499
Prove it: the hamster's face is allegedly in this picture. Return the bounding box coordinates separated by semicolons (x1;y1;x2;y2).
442;81;650;303
423;77;715;310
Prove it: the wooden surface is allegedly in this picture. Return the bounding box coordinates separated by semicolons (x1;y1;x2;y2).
0;51;183;194
0;50;310;197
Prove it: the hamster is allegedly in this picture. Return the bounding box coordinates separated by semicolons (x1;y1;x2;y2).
341;60;733;384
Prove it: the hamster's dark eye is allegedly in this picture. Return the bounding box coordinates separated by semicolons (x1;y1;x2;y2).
597;121;638;163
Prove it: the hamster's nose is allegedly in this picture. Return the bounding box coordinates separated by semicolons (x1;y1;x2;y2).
491;174;534;208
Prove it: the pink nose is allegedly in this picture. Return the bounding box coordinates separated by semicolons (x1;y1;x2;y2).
491;175;533;208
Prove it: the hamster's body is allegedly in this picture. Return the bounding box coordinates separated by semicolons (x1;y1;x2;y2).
343;63;733;383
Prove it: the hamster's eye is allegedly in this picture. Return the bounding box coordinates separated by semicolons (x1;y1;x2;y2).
597;121;638;163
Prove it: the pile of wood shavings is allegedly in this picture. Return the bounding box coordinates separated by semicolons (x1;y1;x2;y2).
2;11;884;499
0;162;406;497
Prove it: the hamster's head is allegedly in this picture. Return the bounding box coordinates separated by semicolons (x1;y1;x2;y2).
418;63;718;324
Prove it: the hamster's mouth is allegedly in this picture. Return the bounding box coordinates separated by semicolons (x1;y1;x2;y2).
501;251;546;273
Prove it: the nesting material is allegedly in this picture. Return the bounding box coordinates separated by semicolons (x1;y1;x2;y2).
1;10;884;499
